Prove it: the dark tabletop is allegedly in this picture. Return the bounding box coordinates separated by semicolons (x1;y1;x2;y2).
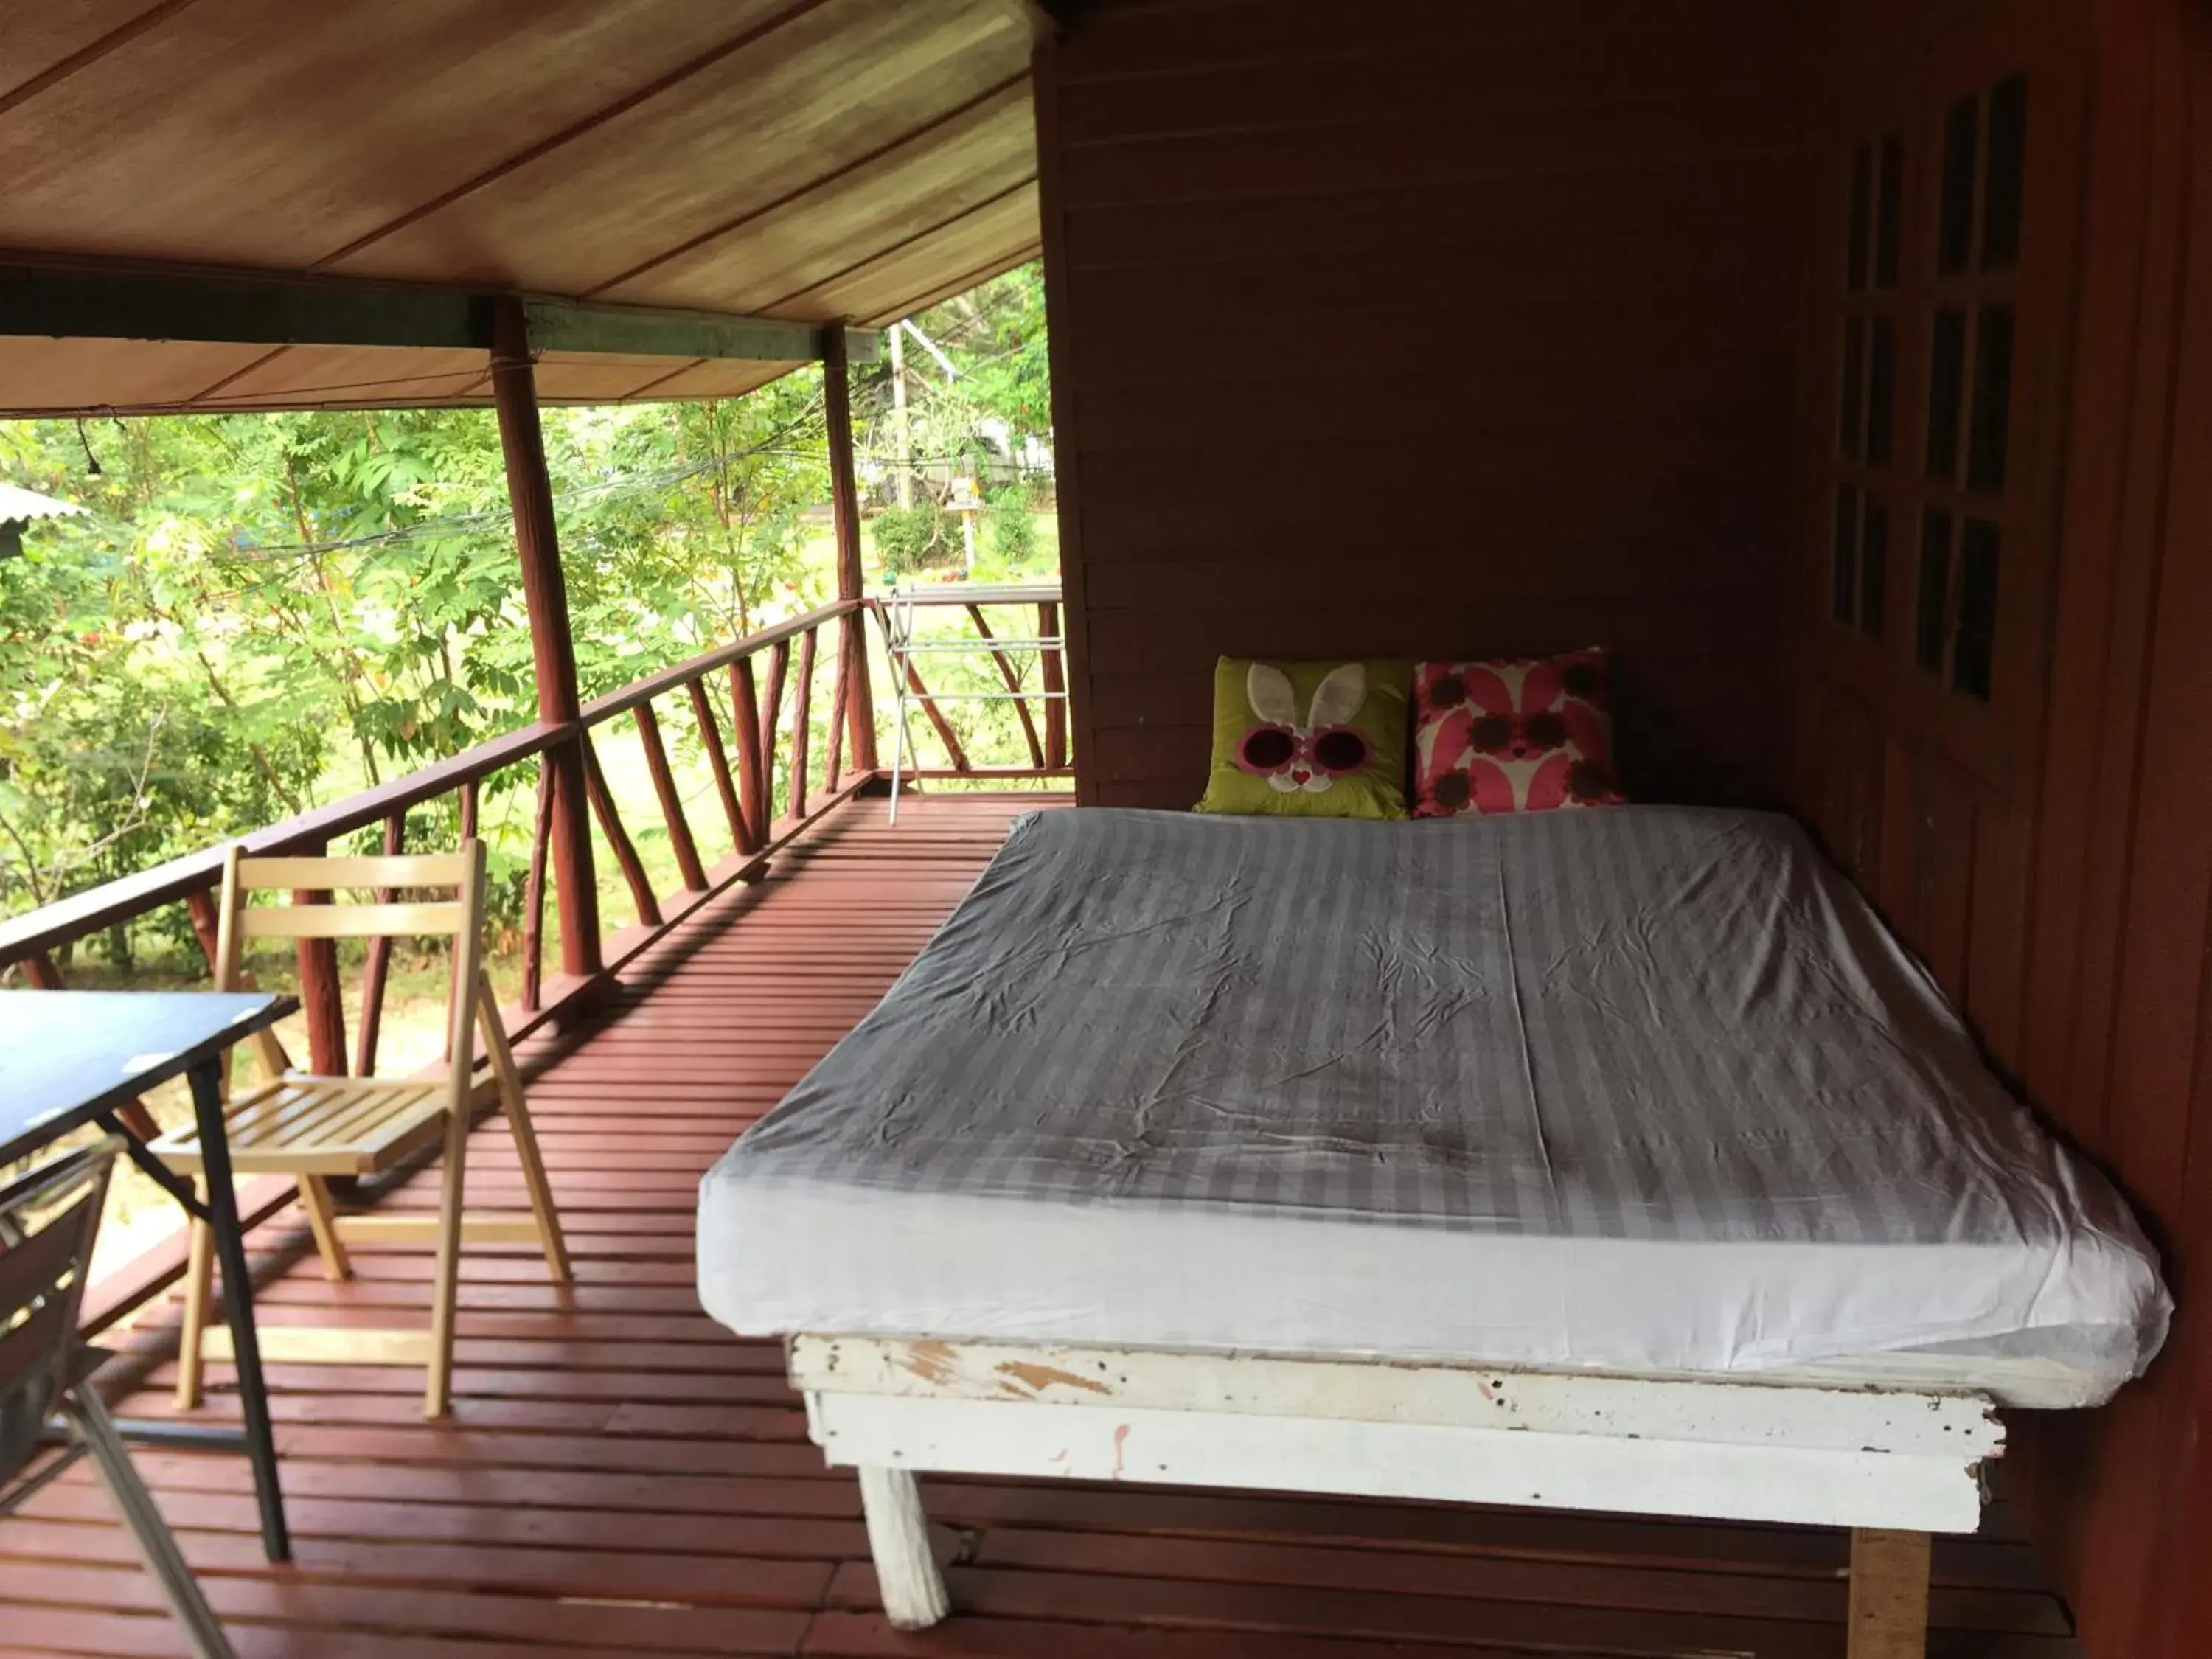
0;989;296;1164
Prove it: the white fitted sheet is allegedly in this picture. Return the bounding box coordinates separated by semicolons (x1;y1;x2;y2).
698;807;2170;1408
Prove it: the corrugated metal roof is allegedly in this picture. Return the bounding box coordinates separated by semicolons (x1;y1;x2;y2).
0;482;87;521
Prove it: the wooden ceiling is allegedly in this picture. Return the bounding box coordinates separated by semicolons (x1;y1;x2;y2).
0;0;1043;414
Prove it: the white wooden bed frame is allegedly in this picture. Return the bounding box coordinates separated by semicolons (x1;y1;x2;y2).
788;1335;2005;1657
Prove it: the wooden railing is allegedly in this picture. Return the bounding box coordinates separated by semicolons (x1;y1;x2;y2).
0;599;888;1054
0;586;1073;1324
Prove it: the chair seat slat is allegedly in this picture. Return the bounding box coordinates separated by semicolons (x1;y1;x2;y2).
152;1080;444;1174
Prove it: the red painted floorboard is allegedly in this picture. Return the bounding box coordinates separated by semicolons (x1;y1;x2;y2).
0;796;2080;1657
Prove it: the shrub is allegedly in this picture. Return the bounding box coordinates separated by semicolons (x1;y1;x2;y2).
987;489;1037;566
872;501;959;577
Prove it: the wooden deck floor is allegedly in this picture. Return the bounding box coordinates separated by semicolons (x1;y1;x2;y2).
1;793;2081;1659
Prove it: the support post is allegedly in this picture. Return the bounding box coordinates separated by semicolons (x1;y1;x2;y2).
1848;1528;1931;1659
491;298;601;979
857;1466;950;1630
824;326;880;775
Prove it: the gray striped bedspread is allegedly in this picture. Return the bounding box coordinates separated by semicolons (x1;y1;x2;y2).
700;806;2169;1395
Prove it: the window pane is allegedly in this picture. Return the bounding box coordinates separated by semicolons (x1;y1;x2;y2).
1967;305;2015;490
1955;519;2000;699
1876;133;1905;288
1840;315;1866;460
1927;307;1968;479
1860;497;1889;639
1983;75;2027;269
1834;485;1860;625
1917;509;1953;673
1868;316;1896;465
1939;95;1980;275
1846;142;1873;291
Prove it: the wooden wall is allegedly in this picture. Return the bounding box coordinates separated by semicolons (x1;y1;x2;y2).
1037;0;1812;809
1037;1;2211;1649
1792;1;2212;1654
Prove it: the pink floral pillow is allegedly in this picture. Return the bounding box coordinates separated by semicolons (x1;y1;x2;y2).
1412;650;1627;816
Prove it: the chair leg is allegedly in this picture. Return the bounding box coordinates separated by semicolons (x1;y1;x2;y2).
296;1175;352;1281
66;1387;238;1659
423;1103;470;1418
857;1465;950;1630
479;976;570;1281
174;1198;215;1411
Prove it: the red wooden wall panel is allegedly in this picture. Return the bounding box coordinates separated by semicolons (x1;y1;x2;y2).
1790;1;2212;1653
1037;0;1811;810
1037;1;2212;1650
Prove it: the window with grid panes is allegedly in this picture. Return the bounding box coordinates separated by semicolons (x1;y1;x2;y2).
1914;73;2024;701
1830;131;1903;641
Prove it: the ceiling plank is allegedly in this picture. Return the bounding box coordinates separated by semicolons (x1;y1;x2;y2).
304;0;838;272
585;71;1031;300
863;243;1043;327
0;0;199;119
756;178;1038;315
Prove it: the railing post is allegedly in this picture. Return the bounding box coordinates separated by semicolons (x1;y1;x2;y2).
790;626;818;821
291;838;347;1076
1040;600;1068;770
824;327;880;774
687;678;748;852
522;757;554;1012
634;700;708;893
491;296;602;981
731;658;768;854
354;811;404;1077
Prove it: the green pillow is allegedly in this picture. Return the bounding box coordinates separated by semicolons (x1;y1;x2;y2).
1192;656;1411;819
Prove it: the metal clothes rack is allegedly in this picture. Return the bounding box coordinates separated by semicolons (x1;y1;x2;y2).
878;581;1066;824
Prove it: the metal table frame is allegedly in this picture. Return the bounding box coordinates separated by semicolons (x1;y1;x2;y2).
0;990;296;1561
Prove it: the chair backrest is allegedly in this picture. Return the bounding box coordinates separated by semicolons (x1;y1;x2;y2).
0;1144;116;1486
214;840;490;1097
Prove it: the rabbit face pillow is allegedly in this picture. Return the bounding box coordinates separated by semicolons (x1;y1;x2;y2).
1194;656;1411;819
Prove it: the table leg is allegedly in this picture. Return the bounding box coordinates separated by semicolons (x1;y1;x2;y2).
184;1059;290;1562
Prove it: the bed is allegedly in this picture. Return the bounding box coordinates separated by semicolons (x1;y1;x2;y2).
697;806;2170;1649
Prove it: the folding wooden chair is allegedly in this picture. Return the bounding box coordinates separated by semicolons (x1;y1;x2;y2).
1;1144;236;1659
153;839;569;1418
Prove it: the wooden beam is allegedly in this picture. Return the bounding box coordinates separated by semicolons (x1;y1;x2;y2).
823;330;880;772
0;260;875;363
521;296;879;365
490;298;602;979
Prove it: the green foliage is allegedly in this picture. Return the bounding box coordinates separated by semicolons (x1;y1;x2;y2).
987;487;1037;565
0;375;836;954
914;265;1053;448
0;263;1060;957
872;501;961;577
858;263;1054;507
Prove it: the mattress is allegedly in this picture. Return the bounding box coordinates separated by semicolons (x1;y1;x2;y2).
698;807;2170;1408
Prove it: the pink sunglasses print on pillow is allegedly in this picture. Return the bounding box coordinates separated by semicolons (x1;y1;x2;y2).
1234;662;1371;792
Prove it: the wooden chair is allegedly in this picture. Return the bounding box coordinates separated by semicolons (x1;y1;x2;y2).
153;840;569;1418
1;1144;237;1658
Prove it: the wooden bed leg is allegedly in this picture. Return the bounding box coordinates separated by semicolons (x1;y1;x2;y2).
1848;1528;1931;1659
857;1465;950;1630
